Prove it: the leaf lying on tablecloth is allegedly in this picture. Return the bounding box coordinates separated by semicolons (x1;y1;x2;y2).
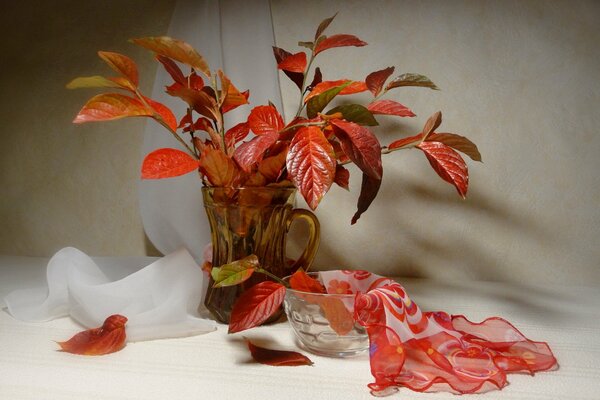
57;314;127;355
246;339;313;366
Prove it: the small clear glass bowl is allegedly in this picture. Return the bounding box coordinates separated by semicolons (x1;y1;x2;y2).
283;273;368;357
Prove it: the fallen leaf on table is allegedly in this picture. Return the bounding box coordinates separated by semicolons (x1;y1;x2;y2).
246;339;313;366
57;314;127;355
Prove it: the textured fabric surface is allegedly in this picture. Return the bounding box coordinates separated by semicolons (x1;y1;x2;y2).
0;256;597;399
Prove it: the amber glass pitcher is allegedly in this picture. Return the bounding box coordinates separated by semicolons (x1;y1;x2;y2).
202;187;320;323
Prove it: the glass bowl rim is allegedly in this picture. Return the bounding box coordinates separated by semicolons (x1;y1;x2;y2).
282;271;357;298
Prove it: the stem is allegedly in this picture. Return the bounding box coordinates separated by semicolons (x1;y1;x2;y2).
294;53;316;118
279;120;326;133
210;74;226;149
256;268;289;287
135;89;197;157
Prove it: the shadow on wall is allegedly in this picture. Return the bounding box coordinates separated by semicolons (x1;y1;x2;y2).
311;165;563;284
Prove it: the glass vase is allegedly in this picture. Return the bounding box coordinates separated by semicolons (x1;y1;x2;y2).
202;186;320;323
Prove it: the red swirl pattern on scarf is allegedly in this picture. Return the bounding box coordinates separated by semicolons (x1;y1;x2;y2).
319;271;558;396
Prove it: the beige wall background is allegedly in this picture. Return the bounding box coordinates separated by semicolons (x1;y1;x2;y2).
1;1;598;285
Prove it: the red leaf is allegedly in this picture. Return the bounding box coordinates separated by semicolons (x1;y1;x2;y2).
187;72;205;90
365;67;394;97
417;141;469;198
246;340;313;366
367;100;415;118
427;133;482;162
143;96;178;132
388;133;423;150
277;52;307;73
273;46;304;90
423;111;442;139
57;314;127;356
155;55;186;85
352;173;382;225
308;67;323;90
228;281;286;333
334;164;350;190
289;269;326;293
73;93;151;123
98;51;139;86
248;105;284;136
166;85;218;121
225;122;250;149
330;119;382;180
141;148;199;179
233;132;279;173
286;126;336;210
219;70;249;113
199;147;240;187
314;34;367;55
304;80;367;103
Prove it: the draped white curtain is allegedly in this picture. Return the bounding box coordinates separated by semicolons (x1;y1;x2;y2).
139;0;283;261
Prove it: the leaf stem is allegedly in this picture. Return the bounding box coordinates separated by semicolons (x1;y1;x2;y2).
256;268;289;287
134;89;197;157
279;120;326;134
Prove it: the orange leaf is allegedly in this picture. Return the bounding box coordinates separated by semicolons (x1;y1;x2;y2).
219;71;249;113
388;133;423;150
289;269;326;293
141;148;199;179
258;145;288;182
73;93;152;123
228;281;286;333
199;147;240;187
247;105;284;136
143;96;177;132
314;34;367;55
98;51;139;86
57;315;127;356
246;339;313;366
304;80;367;103
277;51;307;73
286;126;336;210
131;36;211;77
319;297;354;336
367;100;415;118
417;141;469;198
166;85;218;121
365;67;395;97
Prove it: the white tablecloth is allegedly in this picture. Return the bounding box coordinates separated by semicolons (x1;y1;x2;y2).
0;256;597;399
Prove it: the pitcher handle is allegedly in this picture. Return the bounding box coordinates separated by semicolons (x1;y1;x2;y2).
286;209;320;272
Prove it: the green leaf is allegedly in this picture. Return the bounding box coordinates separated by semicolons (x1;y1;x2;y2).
386;73;439;91
327;104;378;126
211;255;259;288
314;13;337;40
66;76;122;89
298;41;314;50
306;81;351;118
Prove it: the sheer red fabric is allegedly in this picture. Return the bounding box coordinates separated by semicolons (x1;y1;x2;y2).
319;271;558;396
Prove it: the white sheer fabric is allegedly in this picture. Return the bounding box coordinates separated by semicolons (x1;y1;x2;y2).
4;247;216;342
139;0;283;261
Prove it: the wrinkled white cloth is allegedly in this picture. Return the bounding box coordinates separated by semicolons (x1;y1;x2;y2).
3;247;216;341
